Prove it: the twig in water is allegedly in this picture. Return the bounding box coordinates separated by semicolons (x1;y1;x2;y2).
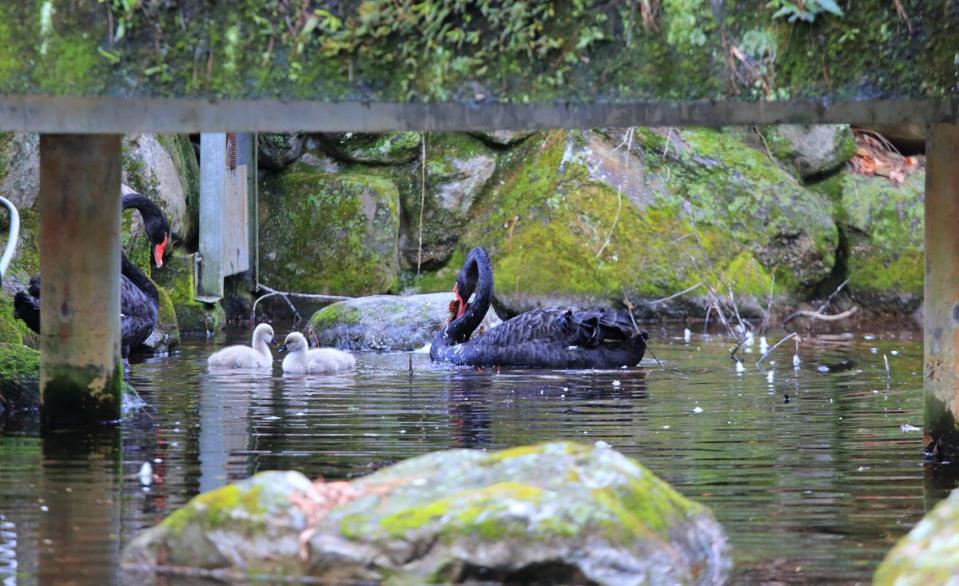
883;353;891;387
760;271;776;334
251;284;352;322
416;132;428;274
729;337;747;362
645;345;665;368
597;128;633;259
622;288;642;335
649;282;702;305
756;332;798;367
782;305;859;326
409;353;414;375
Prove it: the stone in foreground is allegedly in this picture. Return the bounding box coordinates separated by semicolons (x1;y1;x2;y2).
122;442;730;585
874;488;959;585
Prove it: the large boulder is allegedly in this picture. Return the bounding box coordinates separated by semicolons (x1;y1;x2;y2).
122;442;731;585
761;124;857;180
123;133;201;249
469;130;535;147
259;163;400;296
306;292;501;351
314;132;421;165
840;169;924;313
448;128;836;316
874;487;959;585
397;133;498;269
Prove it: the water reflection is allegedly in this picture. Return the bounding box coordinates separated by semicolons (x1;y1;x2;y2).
0;324;945;583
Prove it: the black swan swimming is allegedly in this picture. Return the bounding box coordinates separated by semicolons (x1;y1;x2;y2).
14;193;171;359
430;247;649;369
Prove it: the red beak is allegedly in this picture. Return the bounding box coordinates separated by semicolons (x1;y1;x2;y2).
153;233;169;268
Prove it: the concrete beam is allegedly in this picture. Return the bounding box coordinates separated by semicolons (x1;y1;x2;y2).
0;96;957;134
39;135;123;429
924;125;959;458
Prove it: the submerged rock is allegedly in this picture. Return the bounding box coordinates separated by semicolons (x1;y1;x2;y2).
259;163;400;296
306;292;500;351
122;442;731;585
874;487;959;585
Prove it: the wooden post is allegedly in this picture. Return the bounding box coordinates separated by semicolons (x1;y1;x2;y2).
924;124;959;457
198;133;227;301
39;135;123;430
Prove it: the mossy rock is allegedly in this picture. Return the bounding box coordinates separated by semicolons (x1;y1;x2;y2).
396;132;497;268
840;170;924;313
0;343;39;415
306;293;501;351
760;125;857;180
122;442;730;585
874;487;959;585
469;130;535;147
140;286;180;354
258;133;306;171
259;163;400;296
314;132;421;165
0;132;39;210
152;252;224;335
450;128;835;316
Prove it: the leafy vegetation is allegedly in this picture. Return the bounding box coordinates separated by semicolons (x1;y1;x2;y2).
767;0;843;23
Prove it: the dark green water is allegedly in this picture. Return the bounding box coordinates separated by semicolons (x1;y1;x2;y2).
0;324;942;584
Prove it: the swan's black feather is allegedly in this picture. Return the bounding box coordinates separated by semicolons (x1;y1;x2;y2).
431;248;648;369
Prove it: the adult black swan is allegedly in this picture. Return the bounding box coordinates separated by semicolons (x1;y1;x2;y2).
430;247;648;369
14;193;171;360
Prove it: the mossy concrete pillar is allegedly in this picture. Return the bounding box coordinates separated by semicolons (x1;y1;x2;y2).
39;135;123;430
924;125;959;457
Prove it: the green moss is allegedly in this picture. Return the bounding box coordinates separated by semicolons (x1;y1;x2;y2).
310;303;362;329
0;343;38;381
841;172;924;298
162;484;265;536
152;252;223;334
259;164;400;295
481;443;552;464
379;482;545;539
36;33;105;94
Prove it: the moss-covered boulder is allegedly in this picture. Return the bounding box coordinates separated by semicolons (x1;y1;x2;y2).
762;125;857;180
397;133;497;268
840;170;924;313
259;163;400;296
306;293;501;351
451;128;836;316
258;133;306;171
0;343;39;415
152;252;224;335
315;132;421;165
121;441;730;585
874;487;959;585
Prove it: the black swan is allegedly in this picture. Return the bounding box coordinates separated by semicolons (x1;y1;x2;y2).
14;193;171;359
430;247;649;369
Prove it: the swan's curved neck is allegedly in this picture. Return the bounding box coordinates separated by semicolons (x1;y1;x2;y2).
446;248;493;343
252;333;272;359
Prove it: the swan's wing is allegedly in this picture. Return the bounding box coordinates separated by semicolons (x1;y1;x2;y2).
475;307;637;348
121;275;159;348
305;348;355;372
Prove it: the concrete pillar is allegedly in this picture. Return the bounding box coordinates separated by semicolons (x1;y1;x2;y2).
924;124;959;456
39;135;123;430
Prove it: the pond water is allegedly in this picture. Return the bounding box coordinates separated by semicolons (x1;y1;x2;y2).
0;323;946;584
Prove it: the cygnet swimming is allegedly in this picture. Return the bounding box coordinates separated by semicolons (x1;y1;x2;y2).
207;323;275;369
279;331;355;374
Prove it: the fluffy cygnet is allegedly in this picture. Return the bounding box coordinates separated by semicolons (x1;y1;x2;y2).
207;323;274;369
279;332;355;374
